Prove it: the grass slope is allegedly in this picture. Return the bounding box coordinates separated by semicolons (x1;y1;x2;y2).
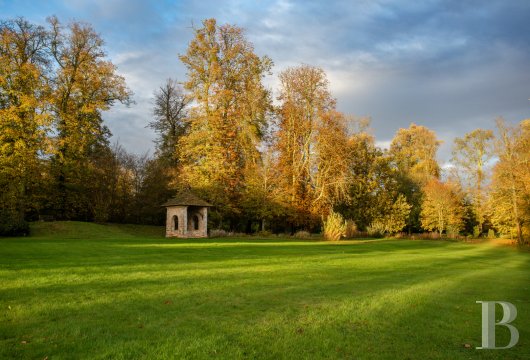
1;222;529;359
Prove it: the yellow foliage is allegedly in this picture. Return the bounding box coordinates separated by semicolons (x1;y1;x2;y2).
323;211;346;241
489;119;530;245
420;179;464;235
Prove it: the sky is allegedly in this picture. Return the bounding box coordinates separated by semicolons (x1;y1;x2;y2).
1;0;529;163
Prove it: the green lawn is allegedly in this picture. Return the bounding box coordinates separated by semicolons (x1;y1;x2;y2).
1;222;528;359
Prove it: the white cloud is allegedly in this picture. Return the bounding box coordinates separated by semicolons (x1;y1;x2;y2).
10;0;527;158
375;140;391;150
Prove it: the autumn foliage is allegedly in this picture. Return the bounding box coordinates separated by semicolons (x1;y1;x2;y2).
1;16;528;243
420;180;464;236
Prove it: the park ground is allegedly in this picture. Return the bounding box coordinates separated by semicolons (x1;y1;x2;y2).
0;221;529;359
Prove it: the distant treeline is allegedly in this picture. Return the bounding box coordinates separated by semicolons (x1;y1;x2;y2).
1;17;528;244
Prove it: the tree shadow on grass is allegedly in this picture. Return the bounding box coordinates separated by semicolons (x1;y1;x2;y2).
1;237;488;273
327;254;530;360
1;242;528;359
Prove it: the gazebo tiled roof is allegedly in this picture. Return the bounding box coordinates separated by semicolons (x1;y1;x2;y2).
162;190;213;207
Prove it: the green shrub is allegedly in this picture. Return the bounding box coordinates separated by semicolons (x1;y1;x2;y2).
323;212;346;241
0;216;29;236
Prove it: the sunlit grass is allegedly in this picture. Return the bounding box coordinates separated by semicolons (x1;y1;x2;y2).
1;221;528;359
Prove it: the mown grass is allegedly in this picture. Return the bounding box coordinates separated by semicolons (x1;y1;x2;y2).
1;221;529;359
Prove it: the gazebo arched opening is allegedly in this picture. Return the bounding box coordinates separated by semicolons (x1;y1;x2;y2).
173;215;178;230
192;215;199;230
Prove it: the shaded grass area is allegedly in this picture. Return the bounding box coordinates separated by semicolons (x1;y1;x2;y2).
1;221;529;359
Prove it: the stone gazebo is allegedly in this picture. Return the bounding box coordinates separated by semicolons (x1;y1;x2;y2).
162;191;212;238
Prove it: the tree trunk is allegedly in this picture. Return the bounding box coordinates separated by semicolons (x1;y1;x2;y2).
509;172;523;245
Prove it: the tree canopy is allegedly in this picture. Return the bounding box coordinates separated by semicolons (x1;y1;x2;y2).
1;16;528;244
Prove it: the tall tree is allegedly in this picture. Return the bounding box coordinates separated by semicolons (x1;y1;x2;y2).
389;123;442;232
313;110;351;214
148;78;189;163
240;147;286;232
105;146;153;224
489;118;530;245
421;179;465;236
85;142;121;223
274;65;350;228
451;128;494;234
134;157;174;225
48;16;132;219
178;18;272;226
0;18;50;234
389;123;442;181
338;118;405;231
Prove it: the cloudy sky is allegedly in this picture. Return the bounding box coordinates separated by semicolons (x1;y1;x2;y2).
2;0;529;163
